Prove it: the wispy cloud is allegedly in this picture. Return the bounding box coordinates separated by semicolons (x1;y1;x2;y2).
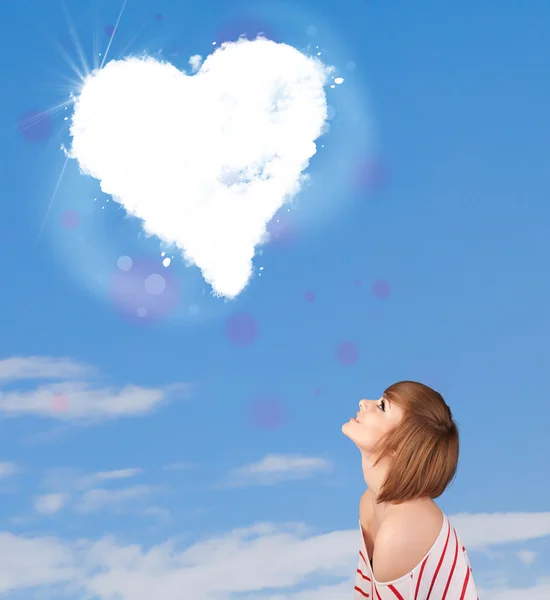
0;356;92;382
33;467;155;516
93;468;143;481
74;484;158;513
33;493;69;515
0;356;191;421
78;468;143;488
223;454;332;488
516;550;537;566
0;512;549;599
42;466;143;493
139;506;172;520
0;462;20;478
450;512;550;548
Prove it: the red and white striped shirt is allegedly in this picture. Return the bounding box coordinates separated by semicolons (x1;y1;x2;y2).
354;513;478;599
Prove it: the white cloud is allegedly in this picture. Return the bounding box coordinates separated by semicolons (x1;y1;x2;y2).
223;454;332;487
70;38;332;298
0;532;78;594
516;550;537;566
138;506;172;523
0;462;20;478
33;493;69;515
65;467;142;490
41;467;97;493
0;512;549;599
35;467;156;517
449;512;550;548
0;356;91;382
41;466;142;493
91;468;143;482
0;356;190;421
188;54;202;72
74;484;157;513
479;581;550;600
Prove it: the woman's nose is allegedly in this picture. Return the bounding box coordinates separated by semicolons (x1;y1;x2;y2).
359;399;367;410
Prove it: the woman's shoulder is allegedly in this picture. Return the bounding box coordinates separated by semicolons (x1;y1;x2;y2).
373;500;445;583
387;499;445;541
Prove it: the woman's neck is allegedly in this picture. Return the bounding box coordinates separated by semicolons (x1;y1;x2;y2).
360;453;394;523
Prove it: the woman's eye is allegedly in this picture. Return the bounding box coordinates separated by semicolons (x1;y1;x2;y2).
378;399;385;412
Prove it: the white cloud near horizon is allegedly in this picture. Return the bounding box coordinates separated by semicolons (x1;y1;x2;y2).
223;454;332;488
70;38;333;298
0;356;190;421
0;512;548;599
450;512;550;547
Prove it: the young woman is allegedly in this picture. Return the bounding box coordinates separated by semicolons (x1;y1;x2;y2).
342;381;478;600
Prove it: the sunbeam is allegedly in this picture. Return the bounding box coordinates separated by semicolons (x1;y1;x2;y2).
100;0;129;70
33;153;70;249
25;0;132;250
48;29;88;82
61;0;92;79
116;21;148;61
2;97;74;142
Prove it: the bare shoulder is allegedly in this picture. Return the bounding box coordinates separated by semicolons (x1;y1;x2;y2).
373;502;443;583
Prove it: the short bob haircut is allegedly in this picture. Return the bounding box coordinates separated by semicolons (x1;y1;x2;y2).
370;381;459;505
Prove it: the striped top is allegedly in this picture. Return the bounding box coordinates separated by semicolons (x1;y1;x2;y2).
354;513;478;600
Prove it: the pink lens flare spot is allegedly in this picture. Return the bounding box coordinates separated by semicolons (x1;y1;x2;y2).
155;13;163;21
354;279;362;287
61;209;80;229
371;279;391;299
117;255;132;271
109;256;180;323
226;312;258;347
50;393;69;412
354;157;388;192
335;341;359;366
249;395;288;430
105;25;115;37
18;109;53;143
314;388;322;395
303;290;315;303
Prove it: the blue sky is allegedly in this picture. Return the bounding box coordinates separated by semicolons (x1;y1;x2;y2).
1;0;550;598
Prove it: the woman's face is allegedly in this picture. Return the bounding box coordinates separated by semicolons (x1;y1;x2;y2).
341;395;404;454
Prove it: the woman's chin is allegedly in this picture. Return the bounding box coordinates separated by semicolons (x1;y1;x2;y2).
341;421;354;437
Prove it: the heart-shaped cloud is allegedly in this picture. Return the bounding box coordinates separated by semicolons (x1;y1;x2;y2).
69;38;332;298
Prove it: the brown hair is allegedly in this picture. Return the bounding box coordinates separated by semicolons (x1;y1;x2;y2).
371;381;459;504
